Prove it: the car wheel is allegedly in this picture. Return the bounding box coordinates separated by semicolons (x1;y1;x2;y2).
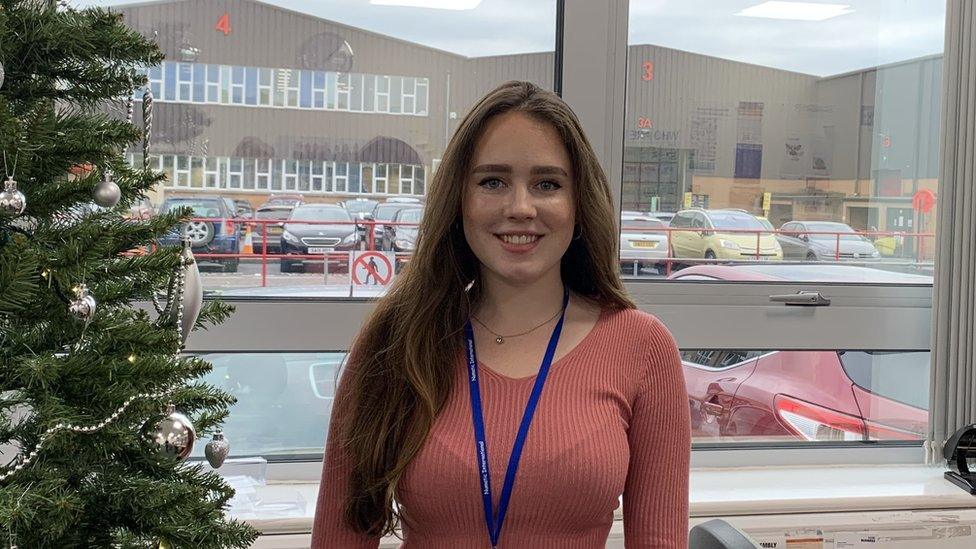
806;252;818;262
182;221;215;246
280;261;295;273
704;250;717;261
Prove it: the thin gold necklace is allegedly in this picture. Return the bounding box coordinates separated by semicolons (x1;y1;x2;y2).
471;300;567;345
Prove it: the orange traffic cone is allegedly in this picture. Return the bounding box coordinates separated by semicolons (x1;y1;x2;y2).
242;224;254;254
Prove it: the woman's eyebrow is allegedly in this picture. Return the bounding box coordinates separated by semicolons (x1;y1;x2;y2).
470;164;569;176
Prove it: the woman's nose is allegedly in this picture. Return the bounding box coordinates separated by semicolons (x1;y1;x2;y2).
505;183;536;219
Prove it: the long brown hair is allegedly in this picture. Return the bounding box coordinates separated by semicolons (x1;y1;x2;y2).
338;80;635;536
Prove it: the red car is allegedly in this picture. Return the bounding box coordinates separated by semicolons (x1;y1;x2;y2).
668;264;930;442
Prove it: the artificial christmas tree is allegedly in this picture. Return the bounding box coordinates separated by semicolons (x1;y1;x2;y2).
0;1;258;547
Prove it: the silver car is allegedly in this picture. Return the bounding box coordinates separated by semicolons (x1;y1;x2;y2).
619;214;670;274
777;221;881;261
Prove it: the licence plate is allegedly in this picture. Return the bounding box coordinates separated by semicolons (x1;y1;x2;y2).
267;227;283;235
630;241;659;249
308;247;334;254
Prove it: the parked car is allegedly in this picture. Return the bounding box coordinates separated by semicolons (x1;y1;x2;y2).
279;204;360;273
157;195;239;272
619;213;669;274
650;212;675;225
252;205;294;254
260;193;305;208
368;203;422;250
667;264;929;442
384;197;422;204
669;208;782;262
233;199;254;219
777;221;881;261
342;198;378;220
381;206;423;253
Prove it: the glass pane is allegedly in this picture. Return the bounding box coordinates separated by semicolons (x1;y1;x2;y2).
684;349;929;443
100;0;555;295
625;1;945;283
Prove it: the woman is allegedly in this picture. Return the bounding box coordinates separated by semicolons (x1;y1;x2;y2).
312;81;690;548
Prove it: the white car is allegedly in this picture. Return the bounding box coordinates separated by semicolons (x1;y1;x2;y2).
620;214;670;274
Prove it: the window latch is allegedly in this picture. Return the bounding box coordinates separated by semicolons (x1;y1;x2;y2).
769;291;831;306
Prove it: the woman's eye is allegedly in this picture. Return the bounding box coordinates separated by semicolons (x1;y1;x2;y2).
479;178;504;190
537;180;562;191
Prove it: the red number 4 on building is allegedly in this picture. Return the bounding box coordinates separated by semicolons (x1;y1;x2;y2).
215;12;232;36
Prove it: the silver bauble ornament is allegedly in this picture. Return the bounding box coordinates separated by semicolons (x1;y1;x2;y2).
166;237;202;345
0;176;26;217
68;284;97;323
205;431;230;468
93;172;121;208
144;403;196;461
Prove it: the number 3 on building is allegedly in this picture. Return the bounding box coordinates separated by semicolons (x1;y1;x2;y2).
215;12;232;36
642;61;654;81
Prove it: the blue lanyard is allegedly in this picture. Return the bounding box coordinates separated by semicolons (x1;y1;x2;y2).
464;289;569;548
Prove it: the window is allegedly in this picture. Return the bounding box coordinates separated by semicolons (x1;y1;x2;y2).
416;165;426;195
242;159;255;190
176;63;193;101
174;155;191;187
334;162;348;193
311;161;325;192
348;162;361;193
312;71;326;109
374;164;388;194
231;66;245;104
400;164;414;195
364;74;376;111
350;73;364;111
192;64;205;102
255;158;272;190
227;158;243;189
258;68;273;106
205;64;220;103
148;64;163;99
402;76;416;114
163;62;177;100
389;75;402;114
376;75;390;112
203;157;220;188
416;77;429;115
326;71;337;109
282;159;299;191
337;73;350;110
244;67;258;106
299;70;313;108
190;157;204;188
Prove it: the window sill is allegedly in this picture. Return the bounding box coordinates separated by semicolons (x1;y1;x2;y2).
238;465;976;537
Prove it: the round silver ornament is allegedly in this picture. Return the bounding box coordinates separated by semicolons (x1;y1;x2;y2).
166;237;202;345
68;284;97;323
0;176;26;217
205;431;230;468
144;403;196;461
93;172;121;208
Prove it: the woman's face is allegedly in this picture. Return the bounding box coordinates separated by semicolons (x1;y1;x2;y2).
461;111;576;287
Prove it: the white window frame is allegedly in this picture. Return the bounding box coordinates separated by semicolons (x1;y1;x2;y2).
230;67;246;105
227;158;244;189
402;76;416;114
374;163;388;194
334;162;348;193
148;64;165;100
282;159;299;191
311;161;325;193
255;158;272;191
258;68;273;106
285;70;300;107
375;75;390;113
174;155;191;187
204;157;222;188
206;64;221;103
177;62;193;102
416;77;429;115
399;164;414;195
312;71;326;109
337;73;351;111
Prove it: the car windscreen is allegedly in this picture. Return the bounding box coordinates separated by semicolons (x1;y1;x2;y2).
256;208;292;220
708;212;764;230
346;201;377;214
162;200;223;217
805;223;866;241
622;218;665;232
289;208;351;222
398;209;423;223
837;351;930;410
374;204;405;221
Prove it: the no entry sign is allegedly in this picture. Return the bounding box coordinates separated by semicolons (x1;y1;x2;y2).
351;251;395;286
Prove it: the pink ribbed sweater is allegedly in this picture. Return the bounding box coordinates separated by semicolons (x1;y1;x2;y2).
312;307;691;548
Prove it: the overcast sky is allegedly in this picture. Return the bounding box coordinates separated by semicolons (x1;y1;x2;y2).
80;0;945;77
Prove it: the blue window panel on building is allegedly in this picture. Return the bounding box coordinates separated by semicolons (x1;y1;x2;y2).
349;162;361;193
734;143;763;179
192;64;206;102
164;63;177;101
300;70;313;108
232;66;245;104
245;67;258;105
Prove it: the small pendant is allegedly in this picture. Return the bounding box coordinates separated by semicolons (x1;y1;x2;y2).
495;336;504;344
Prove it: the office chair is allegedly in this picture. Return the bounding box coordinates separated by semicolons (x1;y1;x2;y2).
689;519;761;549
